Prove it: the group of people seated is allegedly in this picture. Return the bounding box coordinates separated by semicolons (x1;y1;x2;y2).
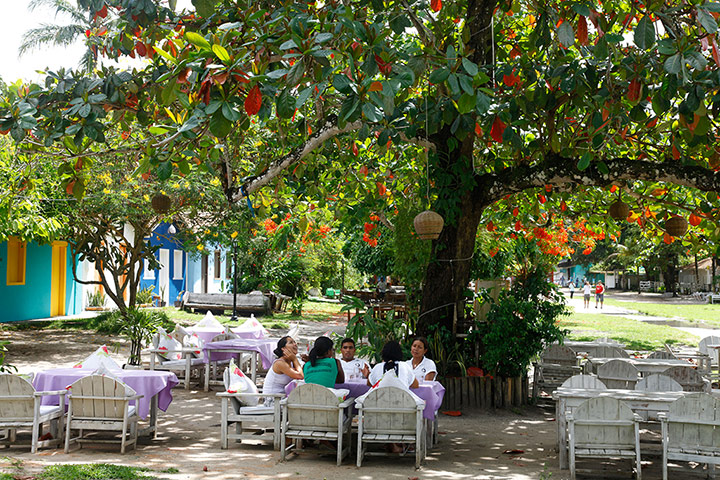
262;335;437;397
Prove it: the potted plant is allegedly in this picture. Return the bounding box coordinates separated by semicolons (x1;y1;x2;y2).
85;290;106;311
136;286;154;307
121;308;163;368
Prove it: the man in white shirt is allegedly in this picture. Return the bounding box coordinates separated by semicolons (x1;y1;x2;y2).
339;338;370;380
583;280;592;309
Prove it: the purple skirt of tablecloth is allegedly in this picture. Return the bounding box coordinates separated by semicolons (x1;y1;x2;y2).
285;379;445;421
202;338;276;369
33;368;179;419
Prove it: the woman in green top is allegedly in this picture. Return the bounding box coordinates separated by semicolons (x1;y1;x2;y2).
303;336;344;387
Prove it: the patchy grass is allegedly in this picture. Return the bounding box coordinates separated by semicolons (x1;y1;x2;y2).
603;298;720;326
558;312;699;351
37;464;160;480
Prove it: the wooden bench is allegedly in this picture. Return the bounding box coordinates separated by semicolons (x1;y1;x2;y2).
182;292;271;315
709;294;720;304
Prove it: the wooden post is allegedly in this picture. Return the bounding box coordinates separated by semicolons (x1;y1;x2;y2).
492;377;502;409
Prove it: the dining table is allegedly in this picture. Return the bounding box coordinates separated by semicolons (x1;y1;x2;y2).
583;356;697;375
186;326;266;344
202;337;277;390
553;386;720;469
33;368;179;438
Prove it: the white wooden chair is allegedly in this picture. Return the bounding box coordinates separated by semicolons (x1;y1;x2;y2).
662;366;711;392
0;374;65;453
567;396;642;480
146;332;205;390
635;374;683;421
560;374;607;390
660;393;720;480
355;386;425;468
597;359;639;389
280;383;354;465
216;369;284;450
647;350;677;360
64;375;142;454
532;345;581;399
595;337;622;344
593;345;630;358
699;335;720;380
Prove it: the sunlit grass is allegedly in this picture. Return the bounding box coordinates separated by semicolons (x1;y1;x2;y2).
603;298;720;326
38;464;162;480
558;311;699;351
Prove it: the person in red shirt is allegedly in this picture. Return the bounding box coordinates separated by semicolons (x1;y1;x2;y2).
595;281;605;309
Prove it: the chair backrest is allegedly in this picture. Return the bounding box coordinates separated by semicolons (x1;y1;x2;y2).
698;336;720;356
561;374;607;390
647;350;677;360
635;374;683;392
662;366;708;392
0;374;35;419
595;337;621;345
594;345;630;358
360;387;418;435
68;375;136;420
597;359;639;389
572;397;636;447
286;383;341;432
541;345;577;366
211;333;238;342
667;393;720;449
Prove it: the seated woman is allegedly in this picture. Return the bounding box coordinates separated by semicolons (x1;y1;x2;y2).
367;340;419;389
303;336;344;388
262;336;304;399
406;336;437;382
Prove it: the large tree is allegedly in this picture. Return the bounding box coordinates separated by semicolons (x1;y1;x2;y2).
4;0;720;334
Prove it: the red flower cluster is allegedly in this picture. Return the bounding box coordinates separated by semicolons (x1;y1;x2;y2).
362;214;381;247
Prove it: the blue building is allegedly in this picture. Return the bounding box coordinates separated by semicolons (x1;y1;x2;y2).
0;237;84;322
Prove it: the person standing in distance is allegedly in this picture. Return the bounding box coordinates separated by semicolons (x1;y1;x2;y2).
583;281;592;309
595;281;605;309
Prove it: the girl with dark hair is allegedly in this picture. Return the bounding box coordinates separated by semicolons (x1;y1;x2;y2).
262;336;303;396
367;340;418;389
303;336;344;388
406;336;437;382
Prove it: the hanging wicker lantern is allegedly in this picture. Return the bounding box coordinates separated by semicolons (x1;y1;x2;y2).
414;210;444;240
151;193;171;214
665;216;688;237
608;200;630;221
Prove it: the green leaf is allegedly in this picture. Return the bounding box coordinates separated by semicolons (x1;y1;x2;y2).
185;32;211;50
664;54;682;75
457;93;476;114
571;4;591;16
152;46;177;64
191;0;215;17
209;110;232;137
458;74;474;95
429;68;450;84
577;152;592;171
557;21;574;48
339;96;359;122
221;102;241;122
276;88;296;119
314;33;333;44
148;126;170;135
462;58;478;77
161;83;177;106
475;92;491;113
362;103;383;122
698;7;718;33
594;36;608;59
157;160;173;180
333;74;353;94
634;15;656;49
279;39;298;50
212;44;230;62
597;160;609;175
705;2;720;12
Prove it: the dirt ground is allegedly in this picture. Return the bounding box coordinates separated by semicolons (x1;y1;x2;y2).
0;325;569;480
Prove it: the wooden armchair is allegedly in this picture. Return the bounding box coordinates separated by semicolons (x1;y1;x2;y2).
64;375;142;454
146;332;205;390
355;386;425;468
216;369;284;450
532;345;581;399
0;374;65;453
597;359;639;389
660;393;720;480
568;397;642;480
280;383;354;465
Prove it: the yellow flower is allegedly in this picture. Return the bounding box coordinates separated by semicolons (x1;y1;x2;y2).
143;194;150;201
231;231;238;239
103;188;111;194
197;245;204;251
120;192;128;198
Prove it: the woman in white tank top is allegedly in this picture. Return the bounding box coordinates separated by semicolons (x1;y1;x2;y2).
263;336;304;396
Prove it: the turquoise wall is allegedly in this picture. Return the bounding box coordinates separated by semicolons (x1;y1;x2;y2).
0;241;82;322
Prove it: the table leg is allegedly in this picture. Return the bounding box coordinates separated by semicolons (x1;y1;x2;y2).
557;397;567;469
204;360;211;392
251;353;257;384
150;394;158;439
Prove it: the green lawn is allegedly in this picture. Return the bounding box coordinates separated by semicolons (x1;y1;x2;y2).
558;311;699;351
603;298;720;326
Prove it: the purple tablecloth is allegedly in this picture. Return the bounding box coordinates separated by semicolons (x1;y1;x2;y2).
186;327;264;344
33;368;179;419
285;380;445;421
202;338;276;369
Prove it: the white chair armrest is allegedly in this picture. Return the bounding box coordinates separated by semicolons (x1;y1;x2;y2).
338;396;355;409
34;390;68;397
